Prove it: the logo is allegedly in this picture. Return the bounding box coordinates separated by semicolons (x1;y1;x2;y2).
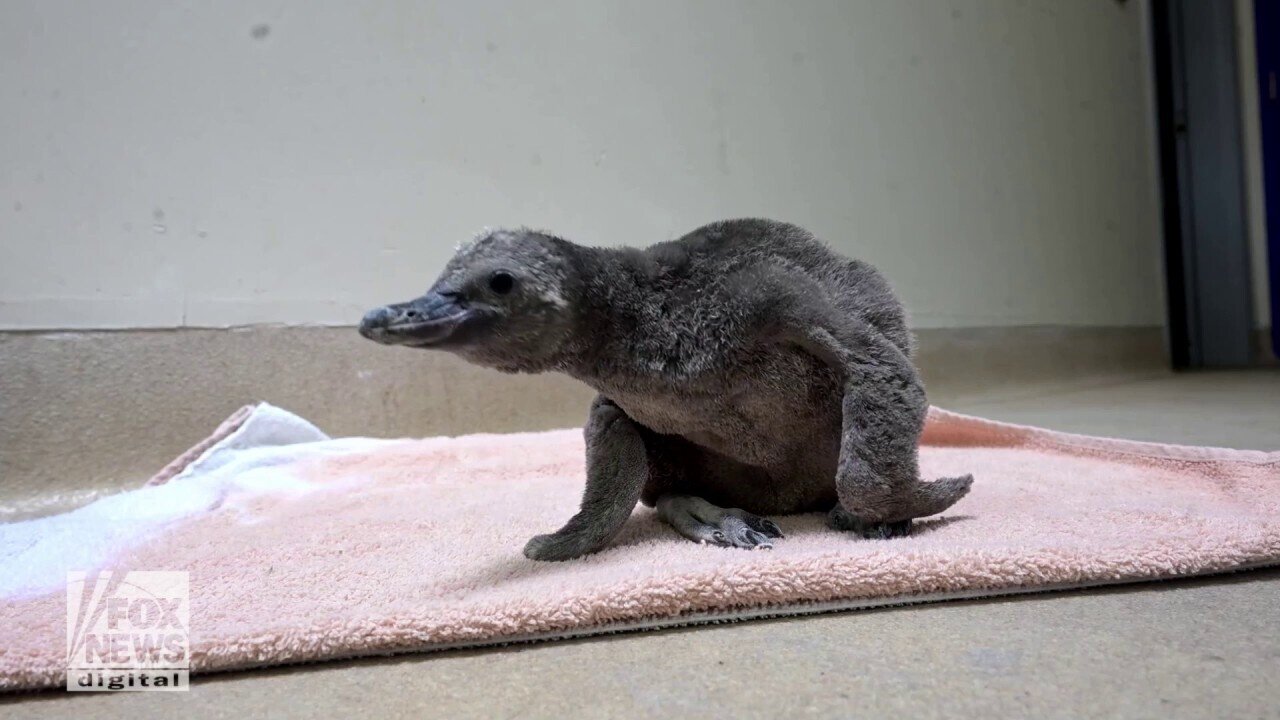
65;571;190;691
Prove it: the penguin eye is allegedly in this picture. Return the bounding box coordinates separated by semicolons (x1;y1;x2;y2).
488;271;515;295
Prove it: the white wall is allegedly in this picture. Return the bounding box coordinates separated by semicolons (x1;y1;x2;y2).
0;0;1164;330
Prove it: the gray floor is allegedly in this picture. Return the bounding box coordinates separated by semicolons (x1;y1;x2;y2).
3;370;1278;719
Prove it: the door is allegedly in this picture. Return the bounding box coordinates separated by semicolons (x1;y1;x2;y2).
1153;0;1256;367
1256;0;1280;358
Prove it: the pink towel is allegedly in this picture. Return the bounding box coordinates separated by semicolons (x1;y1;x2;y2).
2;403;1277;690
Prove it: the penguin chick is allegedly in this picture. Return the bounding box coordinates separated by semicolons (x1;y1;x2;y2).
359;218;973;561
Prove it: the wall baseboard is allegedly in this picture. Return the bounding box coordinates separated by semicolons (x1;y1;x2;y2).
1254;328;1278;365
0;325;1168;520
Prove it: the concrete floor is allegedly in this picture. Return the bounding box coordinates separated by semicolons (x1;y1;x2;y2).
2;370;1278;719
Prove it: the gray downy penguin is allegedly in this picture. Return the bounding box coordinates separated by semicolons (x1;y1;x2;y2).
359;218;972;561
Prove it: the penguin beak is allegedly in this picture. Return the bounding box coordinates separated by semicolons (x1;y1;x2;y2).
358;290;475;347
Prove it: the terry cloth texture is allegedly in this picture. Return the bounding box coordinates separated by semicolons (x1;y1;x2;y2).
1;403;1277;690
